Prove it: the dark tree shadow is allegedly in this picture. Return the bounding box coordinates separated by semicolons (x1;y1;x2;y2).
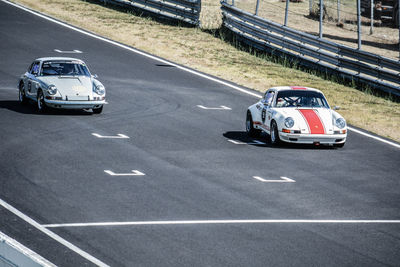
0;100;93;116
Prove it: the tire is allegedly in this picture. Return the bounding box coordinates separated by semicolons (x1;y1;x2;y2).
18;82;28;105
246;111;260;137
37;90;47;113
270;121;281;145
333;142;345;148
93;105;103;114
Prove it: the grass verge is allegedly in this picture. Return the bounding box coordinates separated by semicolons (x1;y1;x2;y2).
11;0;400;142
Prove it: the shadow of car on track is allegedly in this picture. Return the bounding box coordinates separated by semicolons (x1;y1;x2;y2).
0;100;93;116
223;131;337;150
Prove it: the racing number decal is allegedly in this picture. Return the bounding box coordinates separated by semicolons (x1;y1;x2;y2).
262;108;266;123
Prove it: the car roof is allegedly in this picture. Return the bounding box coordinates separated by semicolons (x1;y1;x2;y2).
35;57;85;62
268;86;322;93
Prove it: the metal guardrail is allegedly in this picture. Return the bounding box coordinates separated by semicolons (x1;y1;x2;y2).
221;2;400;96
100;0;201;25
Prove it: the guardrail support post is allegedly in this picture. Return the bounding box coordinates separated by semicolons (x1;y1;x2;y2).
255;0;260;15
357;0;362;49
284;0;290;26
232;0;235;6
309;0;313;14
370;0;374;34
319;0;323;38
337;0;340;23
398;0;400;60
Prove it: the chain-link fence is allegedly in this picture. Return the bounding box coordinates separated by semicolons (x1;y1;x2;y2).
232;0;399;60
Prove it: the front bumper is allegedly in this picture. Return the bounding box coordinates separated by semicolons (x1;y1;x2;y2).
44;99;107;109
279;132;347;145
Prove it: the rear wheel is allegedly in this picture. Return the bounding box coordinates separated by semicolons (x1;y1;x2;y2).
18;83;28;105
93;105;103;114
37;90;47;113
246;111;260;137
270;121;281;145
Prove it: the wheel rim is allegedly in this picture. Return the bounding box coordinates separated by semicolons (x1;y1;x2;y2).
271;124;276;143
246;116;251;132
38;92;43;110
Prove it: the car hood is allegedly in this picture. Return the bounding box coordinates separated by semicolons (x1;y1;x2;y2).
38;76;93;97
278;108;338;134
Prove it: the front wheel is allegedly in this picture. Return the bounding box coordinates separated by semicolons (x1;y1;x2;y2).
93;105;103;114
333;142;345;148
37;90;47;113
270;121;281;145
19;83;28;105
246;111;260;137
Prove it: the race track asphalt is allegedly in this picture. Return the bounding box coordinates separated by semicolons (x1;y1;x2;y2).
0;1;399;266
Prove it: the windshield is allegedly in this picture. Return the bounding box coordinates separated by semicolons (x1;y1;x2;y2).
275;90;329;108
40;61;90;77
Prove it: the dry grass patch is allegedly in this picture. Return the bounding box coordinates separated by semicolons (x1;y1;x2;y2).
11;0;400;142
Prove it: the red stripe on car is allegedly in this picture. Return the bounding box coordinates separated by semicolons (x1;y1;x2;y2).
290;86;307;90
298;109;325;134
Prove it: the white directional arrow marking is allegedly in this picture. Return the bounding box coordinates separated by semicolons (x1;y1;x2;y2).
253;176;295;183
197;105;231;110
54;49;83;53
228;139;266;145
92;133;129;139
104;170;145;176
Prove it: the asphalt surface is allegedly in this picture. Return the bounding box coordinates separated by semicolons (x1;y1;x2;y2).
0;1;400;266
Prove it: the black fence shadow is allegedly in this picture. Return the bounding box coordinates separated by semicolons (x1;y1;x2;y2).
307;32;399;52
223;131;336;150
0;100;93;116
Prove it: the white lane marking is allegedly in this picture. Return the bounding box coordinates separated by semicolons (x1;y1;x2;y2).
54;49;82;53
228;139;266;145
197;105;232;110
3;0;399;150
253;176;296;183
0;198;109;267
43;219;400;228
228;139;246;145
92;133;129;139
0;231;56;267
347;126;400;149
104;170;145;176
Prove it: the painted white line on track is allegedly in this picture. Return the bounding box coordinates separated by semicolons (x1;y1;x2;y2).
42;219;400;228
0;231;56;267
228;139;266;145
0;198;109;267
104;170;145;176
54;49;82;53
347;126;400;149
92;133;129;139
197;105;232;110
253;176;296;183
2;0;399;149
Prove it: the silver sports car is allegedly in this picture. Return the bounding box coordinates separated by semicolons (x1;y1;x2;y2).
18;57;106;113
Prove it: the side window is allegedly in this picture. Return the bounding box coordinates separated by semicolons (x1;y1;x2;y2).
30;62;40;76
264;91;275;106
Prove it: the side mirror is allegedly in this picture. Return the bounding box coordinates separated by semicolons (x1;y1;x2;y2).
92;74;98;79
333;106;340;110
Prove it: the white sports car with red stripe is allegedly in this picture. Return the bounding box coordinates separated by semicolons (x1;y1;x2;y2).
246;86;347;147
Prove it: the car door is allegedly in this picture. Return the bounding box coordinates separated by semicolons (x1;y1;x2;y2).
25;61;41;98
261;90;275;131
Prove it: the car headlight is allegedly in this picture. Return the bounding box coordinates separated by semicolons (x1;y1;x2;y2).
336;118;346;129
47;85;57;95
93;84;105;95
284;117;294;128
